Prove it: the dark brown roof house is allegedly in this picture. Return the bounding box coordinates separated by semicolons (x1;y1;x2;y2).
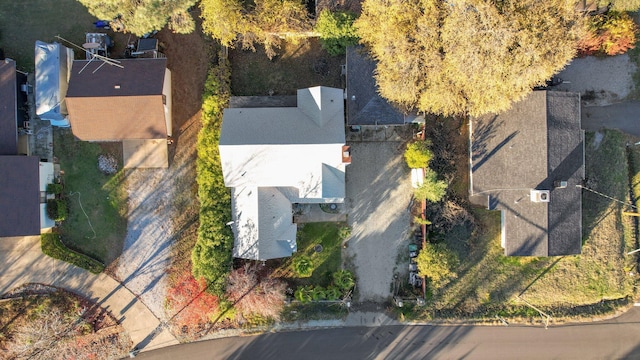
65;58;172;168
469;91;585;256
0;57;55;237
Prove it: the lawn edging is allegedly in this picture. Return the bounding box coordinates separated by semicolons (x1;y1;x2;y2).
191;53;234;296
41;233;105;274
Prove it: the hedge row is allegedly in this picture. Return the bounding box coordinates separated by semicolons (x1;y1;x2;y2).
41;233;105;274
191;54;234;296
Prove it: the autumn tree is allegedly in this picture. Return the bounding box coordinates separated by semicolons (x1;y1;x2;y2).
606;0;640;11
416;243;459;288
356;0;585;117
578;11;637;56
78;0;196;35
200;0;311;58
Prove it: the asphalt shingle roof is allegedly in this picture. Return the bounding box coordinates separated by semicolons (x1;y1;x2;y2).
66;58;168;141
0;156;40;237
346;46;405;126
470;91;583;256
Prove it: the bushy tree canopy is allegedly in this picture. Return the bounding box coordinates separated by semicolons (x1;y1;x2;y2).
355;0;585;117
315;10;359;56
78;0;196;35
200;0;310;58
606;0;640;11
416;243;459;287
414;168;448;202
404;140;433;169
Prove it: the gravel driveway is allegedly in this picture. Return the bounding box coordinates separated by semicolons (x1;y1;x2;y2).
345;140;413;302
556;54;637;106
114;168;175;321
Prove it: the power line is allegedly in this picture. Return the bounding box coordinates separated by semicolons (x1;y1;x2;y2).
576;184;637;209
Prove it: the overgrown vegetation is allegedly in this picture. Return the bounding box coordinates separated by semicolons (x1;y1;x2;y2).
225;264;287;322
229;37;343;96
77;0;196;35
191;55;234;296
41;233;105;274
0;289;130;359
293;269;355;303
54;129;127;265
200;0;311;58
578;10;637;56
356;0;584;117
315;10;359;56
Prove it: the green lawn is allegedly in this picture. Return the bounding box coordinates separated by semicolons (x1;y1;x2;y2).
54;129;127;265
274;222;345;287
410;130;637;321
0;0;97;71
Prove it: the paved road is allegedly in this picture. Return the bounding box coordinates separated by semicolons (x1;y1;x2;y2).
0;236;178;351
137;308;640;360
582;102;640;137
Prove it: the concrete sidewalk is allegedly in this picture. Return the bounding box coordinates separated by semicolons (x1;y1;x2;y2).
0;236;178;352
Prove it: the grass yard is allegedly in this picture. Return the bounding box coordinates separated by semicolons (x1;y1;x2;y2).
273;222;346;287
229;37;343;96
54;129;127;265
410;129;637;321
0;0;96;71
521;130;636;307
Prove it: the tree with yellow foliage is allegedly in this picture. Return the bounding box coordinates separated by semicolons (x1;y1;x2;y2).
356;0;585;117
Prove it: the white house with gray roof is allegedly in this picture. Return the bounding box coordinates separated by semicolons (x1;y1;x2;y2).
219;86;349;260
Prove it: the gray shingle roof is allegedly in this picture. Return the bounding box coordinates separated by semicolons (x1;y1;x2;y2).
0;156;40;237
346;46;406;126
0;60;17;155
470;91;583;256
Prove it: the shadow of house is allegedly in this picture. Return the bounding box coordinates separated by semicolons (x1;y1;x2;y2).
219;87;350;261
345;46;422;126
0;58;55;238
469;91;585;256
65;58;172;168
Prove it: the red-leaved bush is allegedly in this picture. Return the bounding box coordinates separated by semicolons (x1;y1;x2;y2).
166;272;219;326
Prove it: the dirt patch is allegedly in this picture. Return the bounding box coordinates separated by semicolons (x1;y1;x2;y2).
230;37;343;96
0;285;131;358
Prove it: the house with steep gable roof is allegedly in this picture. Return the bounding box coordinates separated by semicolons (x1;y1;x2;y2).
469;91;584;256
65;58;172;168
219;86;349;260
